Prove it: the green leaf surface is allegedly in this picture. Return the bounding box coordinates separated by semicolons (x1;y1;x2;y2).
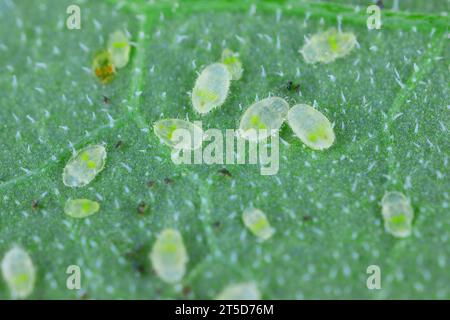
0;0;449;299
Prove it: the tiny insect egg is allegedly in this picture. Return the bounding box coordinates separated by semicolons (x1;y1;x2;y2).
287;104;335;150
192;63;231;114
381;191;414;238
150;228;188;284
1;246;36;299
242;208;275;241
215;282;261;300
107;30;130;69
300;28;357;64
239;97;289;142
62;144;107;187
220;48;243;80
64;198;100;219
153;119;203;150
92;50;116;84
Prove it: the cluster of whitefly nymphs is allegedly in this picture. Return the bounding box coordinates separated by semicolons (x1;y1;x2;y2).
92;30;131;84
1;27;417;299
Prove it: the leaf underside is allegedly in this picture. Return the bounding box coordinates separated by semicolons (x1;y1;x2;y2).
0;0;448;299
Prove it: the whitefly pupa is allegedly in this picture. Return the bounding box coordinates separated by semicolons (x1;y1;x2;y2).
1;246;36;299
62;144;107;187
238;97;289;142
300;28;357;64
149;228;188;284
287;104;335;150
381;191;414;238
153;119;203;150
192;63;231;114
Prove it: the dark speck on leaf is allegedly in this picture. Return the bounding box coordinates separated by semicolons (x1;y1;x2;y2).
164;178;174;185
115;140;123;148
102;95;111;104
286;80;301;93
31;200;39;210
213;221;221;229
147;180;156;188
182;286;192;296
218;168;232;177
137;202;147;214
303;215;312;222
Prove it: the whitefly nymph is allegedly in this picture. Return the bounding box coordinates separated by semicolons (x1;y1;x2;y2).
1;246;36;299
215;282;261;300
64;198;100;219
150;228;188;284
287;104;335;150
221;48;243;80
107;30;131;69
381;191;414;238
153;119;203;150
300;28;357;64
238;97;289;142
62;144;107;187
242;208;275;241
192;63;231;114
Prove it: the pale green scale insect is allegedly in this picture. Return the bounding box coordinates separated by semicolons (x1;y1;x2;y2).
381;192;414;238
62;144;107;187
238;97;289;142
64;199;100;219
287;104;335;150
215;282;261;300
1;246;36;299
107;30;131;69
153;119;203;150
300;28;356;64
150;228;188;284
242;208;275;241
192;63;231;114
220;48;243;80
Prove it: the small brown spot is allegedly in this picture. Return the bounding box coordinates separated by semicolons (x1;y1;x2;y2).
212;221;221;229
303;215;312;222
218;168;232;177
164;178;174;185
102;95;111;104
137;202;147;214
147;180;156;188
182;286;192;296
79;292;89;300
31;200;39;210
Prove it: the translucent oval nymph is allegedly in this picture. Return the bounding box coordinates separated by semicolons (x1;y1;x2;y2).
300;28;357;64
62;144;107;187
107;30;130;69
153;119;203;150
150;228;188;284
381;192;414;238
242;208;275;241
1;246;36;299
64;199;100;219
192;63;231;114
92;50;116;84
287;104;335;150
215;282;261;300
238;97;289;142
221;48;243;80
